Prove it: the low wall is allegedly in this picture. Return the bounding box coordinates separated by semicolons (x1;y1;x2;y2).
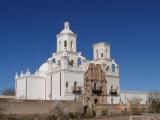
95;104;124;116
0;98;80;114
0;96;15;99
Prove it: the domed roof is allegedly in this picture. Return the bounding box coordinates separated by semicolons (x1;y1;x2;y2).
39;63;48;72
60;22;74;34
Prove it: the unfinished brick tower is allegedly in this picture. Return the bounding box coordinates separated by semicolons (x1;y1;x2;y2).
84;63;107;113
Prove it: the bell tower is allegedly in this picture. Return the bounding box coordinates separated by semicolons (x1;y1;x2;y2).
93;42;111;60
56;22;77;52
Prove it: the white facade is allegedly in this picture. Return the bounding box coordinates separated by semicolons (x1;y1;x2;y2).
91;42;120;104
15;22;153;105
16;22;87;100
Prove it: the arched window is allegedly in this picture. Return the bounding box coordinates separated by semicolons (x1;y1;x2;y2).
64;40;67;47
52;59;55;63
94;83;97;90
71;41;73;49
78;58;81;66
106;66;109;71
59;41;61;50
112;64;115;72
96;50;98;59
101;53;103;58
94;99;98;104
66;82;69;88
74;81;77;89
57;60;61;65
111;98;114;104
106;49;108;56
70;60;74;66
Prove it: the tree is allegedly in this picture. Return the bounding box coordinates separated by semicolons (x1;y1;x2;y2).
129;97;142;115
148;92;160;113
2;88;15;96
49;101;70;120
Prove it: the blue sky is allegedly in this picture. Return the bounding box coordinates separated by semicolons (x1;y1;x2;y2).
0;0;160;93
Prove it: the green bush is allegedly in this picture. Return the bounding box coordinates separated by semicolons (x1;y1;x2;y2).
92;110;96;117
47;115;57;120
69;112;78;119
101;108;108;116
82;112;92;119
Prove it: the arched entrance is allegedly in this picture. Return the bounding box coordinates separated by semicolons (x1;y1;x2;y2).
94;99;98;104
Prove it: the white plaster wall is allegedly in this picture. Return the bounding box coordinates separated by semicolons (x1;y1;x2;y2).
27;76;46;100
63;70;84;100
107;76;120;95
16;76;47;100
53;52;78;66
93;42;110;59
107;96;121;104
68;53;78;63
45;77;51;100
92;59;120;95
16;77;26;99
51;72;61;100
57;34;76;52
63;94;75;100
120;92;149;104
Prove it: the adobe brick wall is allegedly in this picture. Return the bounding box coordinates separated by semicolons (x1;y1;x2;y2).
0;98;80;114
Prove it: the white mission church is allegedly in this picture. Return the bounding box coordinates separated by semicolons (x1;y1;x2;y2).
15;22;151;105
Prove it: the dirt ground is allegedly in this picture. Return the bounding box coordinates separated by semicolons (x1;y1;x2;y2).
88;116;130;120
1;98;160;120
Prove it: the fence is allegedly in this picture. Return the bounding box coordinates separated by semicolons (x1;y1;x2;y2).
130;115;158;120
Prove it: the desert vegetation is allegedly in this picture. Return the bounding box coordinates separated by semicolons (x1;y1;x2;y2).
148;92;160;113
2;88;15;96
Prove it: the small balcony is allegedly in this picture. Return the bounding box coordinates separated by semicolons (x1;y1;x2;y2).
92;86;102;93
72;86;82;94
109;89;118;96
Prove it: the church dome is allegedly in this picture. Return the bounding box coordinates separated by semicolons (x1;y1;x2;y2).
39;63;48;72
60;22;74;34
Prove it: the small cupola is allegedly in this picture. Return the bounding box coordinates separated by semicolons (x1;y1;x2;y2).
60;22;74;34
56;22;77;52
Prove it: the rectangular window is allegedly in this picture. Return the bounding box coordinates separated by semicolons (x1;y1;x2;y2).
96;50;98;59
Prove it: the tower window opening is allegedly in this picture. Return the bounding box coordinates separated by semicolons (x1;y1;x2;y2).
59;41;61;51
71;41;73;49
101;53;103;58
96;50;98;59
66;82;69;88
106;49;108;58
74;81;77;89
94;99;98;104
64;40;67;47
112;64;115;72
94;83;97;90
57;60;61;65
78;58;81;66
78;58;82;67
52;59;56;63
106;66;109;71
111;98;114;104
70;60;74;66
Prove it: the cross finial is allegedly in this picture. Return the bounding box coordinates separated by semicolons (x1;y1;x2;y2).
64;22;70;29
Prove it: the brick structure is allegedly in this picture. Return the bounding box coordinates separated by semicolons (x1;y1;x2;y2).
84;63;107;113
